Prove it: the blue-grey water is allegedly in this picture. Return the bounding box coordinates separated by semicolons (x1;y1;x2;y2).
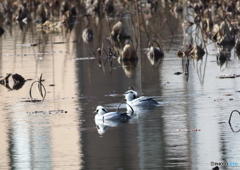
1;2;240;170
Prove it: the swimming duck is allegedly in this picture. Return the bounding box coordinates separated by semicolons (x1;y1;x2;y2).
94;106;131;121
124;90;159;106
128;87;138;98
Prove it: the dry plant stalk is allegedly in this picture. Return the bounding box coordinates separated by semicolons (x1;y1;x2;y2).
29;74;46;101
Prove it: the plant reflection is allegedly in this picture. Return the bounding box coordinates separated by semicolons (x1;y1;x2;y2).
0;73;26;91
118;59;137;78
228;110;240;133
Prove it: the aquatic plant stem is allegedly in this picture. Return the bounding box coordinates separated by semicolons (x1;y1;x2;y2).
29;74;46;101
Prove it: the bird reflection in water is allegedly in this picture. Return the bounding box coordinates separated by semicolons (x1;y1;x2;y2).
95;119;125;135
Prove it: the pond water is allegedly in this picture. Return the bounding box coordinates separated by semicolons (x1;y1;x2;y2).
1;2;240;170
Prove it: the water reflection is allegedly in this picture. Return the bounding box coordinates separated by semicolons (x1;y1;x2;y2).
128;106;158;124
146;48;164;69
82;15;93;43
118;59;137;77
0;81;25;91
1;0;240;169
136;108;166;169
95;119;125;135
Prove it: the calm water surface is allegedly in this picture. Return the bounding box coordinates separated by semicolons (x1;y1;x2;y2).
1;4;240;170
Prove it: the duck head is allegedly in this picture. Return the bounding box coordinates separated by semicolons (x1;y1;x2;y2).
94;106;108;115
124;90;137;102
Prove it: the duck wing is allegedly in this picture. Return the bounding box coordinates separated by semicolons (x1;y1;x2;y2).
130;96;158;105
103;112;121;120
103;112;131;121
139;96;153;101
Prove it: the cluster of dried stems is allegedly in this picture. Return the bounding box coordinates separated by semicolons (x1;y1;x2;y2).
1;0;240;97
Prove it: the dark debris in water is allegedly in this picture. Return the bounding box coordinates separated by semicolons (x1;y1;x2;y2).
19;96;95;102
104;94;122;97
18;41;76;47
165;82;170;84
218;122;226;124
27;110;67;114
21;99;43;102
174;72;182;75
4;51;68;57
176;129;201;132
69;57;95;60
224;94;233;96
216;74;238;79
214;98;234;101
78;128;87;131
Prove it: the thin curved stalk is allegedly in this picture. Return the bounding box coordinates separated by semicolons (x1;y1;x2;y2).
116;102;134;115
229;110;240;132
29;74;46;101
29;81;38;100
228;110;240;123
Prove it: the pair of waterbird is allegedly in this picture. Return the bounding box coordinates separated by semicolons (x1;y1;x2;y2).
94;88;159;120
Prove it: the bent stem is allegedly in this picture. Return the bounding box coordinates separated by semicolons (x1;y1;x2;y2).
229;110;240;132
116;102;134;115
29;74;46;101
228;110;240;124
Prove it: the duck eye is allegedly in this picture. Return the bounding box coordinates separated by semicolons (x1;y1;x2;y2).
96;125;100;129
